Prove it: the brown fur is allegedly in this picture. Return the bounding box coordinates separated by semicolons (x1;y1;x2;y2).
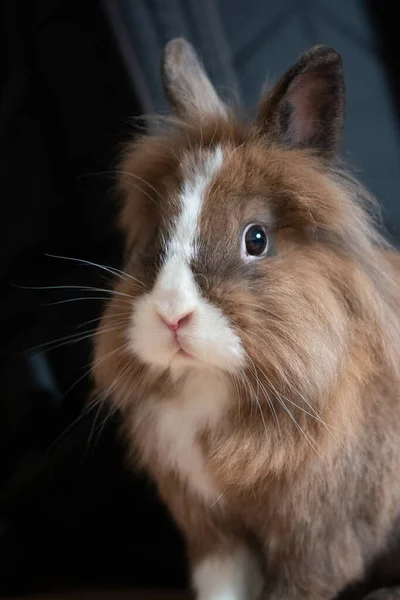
93;42;400;600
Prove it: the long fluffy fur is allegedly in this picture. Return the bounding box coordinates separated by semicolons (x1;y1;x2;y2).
93;56;400;600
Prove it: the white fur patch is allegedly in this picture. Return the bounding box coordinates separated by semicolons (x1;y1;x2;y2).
167;145;224;262
134;370;231;502
130;147;244;500
130;145;243;373
193;545;263;600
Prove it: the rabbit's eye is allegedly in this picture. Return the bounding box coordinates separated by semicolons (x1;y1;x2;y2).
242;224;268;260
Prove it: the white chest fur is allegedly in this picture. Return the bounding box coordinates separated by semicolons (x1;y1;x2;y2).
135;370;230;504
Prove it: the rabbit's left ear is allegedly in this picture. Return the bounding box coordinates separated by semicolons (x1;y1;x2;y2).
257;46;345;159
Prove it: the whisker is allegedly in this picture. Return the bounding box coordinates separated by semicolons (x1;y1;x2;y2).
15;283;135;299
94;403;120;447
245;335;347;440
209;119;219;149
25;321;126;354
47;401;99;451
86;400;105;455
86;360;134;452
231;373;242;425
243;352;282;438
226;141;247;161
47;342;131;451
236;365;254;419
255;394;268;437
65;344;129;402
237;331;327;454
211;491;225;508
81;169;162;208
44;296;127;307
107;169;164;201
74;311;132;330
252;361;323;458
32;325;124;356
243;341;362;463
44;253;147;289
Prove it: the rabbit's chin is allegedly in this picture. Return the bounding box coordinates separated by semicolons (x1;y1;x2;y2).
129;286;244;375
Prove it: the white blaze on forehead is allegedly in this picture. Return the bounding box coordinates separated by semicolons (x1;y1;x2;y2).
166;145;224;262
131;142;243;372
153;145;224;324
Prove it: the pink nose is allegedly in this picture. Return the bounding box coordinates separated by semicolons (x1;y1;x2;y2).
161;313;193;331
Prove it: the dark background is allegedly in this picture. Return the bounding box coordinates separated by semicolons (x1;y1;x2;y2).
1;0;399;596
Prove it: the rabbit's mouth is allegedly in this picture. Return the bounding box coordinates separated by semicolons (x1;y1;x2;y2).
176;347;194;360
169;332;195;361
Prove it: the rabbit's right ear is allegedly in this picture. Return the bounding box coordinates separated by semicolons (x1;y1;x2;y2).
162;38;226;119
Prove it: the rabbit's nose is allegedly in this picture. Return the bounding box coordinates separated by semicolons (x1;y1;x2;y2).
153;287;196;329
158;312;193;332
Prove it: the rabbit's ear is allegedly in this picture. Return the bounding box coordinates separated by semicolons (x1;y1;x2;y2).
162;38;226;119
257;46;345;158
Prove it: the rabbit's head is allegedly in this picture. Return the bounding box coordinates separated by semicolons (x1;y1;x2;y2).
93;40;394;452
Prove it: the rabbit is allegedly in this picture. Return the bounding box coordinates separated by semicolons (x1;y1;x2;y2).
92;38;400;600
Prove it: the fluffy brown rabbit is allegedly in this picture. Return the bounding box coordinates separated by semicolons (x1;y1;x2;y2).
92;39;400;600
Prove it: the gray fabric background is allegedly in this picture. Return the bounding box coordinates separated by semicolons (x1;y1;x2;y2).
107;0;400;241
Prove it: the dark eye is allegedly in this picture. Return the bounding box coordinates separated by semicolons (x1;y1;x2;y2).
242;224;268;260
